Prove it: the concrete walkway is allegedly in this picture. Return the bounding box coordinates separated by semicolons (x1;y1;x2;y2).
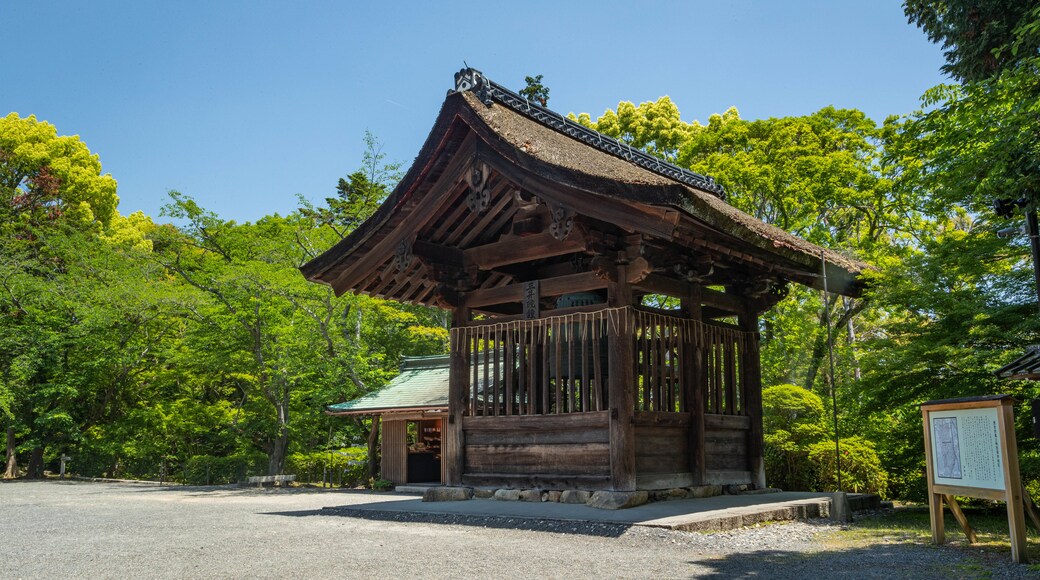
322;490;865;532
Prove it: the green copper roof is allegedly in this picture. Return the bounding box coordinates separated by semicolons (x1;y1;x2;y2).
326;355;449;414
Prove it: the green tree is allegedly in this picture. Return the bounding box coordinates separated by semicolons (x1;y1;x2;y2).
904;0;1040;82
573;96;695;162
298;131;401;239
0;113;118;230
519;74;550;106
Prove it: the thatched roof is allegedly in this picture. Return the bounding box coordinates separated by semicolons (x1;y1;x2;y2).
300;71;868;302
463;90;865;277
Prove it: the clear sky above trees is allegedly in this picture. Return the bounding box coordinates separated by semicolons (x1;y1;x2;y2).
1;1;945;223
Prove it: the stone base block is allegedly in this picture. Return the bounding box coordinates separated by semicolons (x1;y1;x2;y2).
422;486;473;502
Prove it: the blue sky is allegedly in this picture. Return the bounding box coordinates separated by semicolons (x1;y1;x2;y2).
2;1;947;223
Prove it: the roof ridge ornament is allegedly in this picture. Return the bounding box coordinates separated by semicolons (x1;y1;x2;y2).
450;67;726;200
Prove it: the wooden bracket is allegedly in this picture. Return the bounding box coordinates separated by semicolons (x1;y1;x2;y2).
547;201;574;240
465;161;491;213
393;238;414;273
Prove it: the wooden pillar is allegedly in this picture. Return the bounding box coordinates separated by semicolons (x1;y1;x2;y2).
608;263;636;491
366;415;381;481
445;306;470;486
740;308;766;489
682;285;706;486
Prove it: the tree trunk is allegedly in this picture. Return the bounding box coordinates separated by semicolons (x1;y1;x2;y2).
26;445;45;479
367;416;380;481
4;425;17;479
267;430;288;476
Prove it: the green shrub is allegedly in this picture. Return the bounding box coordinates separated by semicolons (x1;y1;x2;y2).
285;447;368;486
183;452;267;485
808;436;888;496
763;384;827;491
762;383;887;497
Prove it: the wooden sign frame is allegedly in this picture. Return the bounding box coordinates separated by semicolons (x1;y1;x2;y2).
921;395;1029;563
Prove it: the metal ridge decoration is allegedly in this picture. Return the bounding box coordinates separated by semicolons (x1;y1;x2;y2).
451;67;726;200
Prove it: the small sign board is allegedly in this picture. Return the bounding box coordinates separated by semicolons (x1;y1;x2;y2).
921;395;1028;563
522;280;539;320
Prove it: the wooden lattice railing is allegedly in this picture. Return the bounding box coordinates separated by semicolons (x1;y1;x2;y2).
449;306;756;417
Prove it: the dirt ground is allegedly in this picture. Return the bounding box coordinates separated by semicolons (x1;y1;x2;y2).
0;480;1034;579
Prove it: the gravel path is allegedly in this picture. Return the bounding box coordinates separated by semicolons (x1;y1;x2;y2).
0;481;1034;579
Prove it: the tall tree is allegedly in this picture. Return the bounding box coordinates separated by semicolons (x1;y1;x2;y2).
904;0;1040;82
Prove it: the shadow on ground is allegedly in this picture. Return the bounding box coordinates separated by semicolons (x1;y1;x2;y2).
263;506;634;538
685;544;1009;579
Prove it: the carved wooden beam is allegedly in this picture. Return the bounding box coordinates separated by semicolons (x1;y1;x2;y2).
462;271;606;309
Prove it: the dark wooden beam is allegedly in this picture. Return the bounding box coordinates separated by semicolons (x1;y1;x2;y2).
462;271;605;309
633;274;748;314
464;232;587;270
413;239;465;269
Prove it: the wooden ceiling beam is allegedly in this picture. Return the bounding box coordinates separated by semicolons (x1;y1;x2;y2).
463;271;606;309
464;232;586;270
633;273;748;314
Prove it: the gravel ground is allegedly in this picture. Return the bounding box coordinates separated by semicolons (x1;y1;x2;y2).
0;480;1034;579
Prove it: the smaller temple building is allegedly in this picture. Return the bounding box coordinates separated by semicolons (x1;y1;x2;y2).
327;356;448;485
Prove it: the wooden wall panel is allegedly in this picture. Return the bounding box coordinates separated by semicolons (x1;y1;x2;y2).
462;412;610;487
381;419;408;485
634;412;691;475
704;422;749;473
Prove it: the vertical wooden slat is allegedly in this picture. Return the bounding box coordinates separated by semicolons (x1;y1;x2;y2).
505;328;514;416
541;323;549;415
569;322;578;413
554;319;562;414
676;320;686;413
581;316;589;412
641;315;651;411
490;330;499;415
665;321;674;412
520;330;528;415
593;317;603;412
725;334;737;415
713;329;723;414
471;331;479;416
482;326;490;416
530;323;538;415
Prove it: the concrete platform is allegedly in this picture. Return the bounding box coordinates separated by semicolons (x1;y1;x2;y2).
323;491;879;532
